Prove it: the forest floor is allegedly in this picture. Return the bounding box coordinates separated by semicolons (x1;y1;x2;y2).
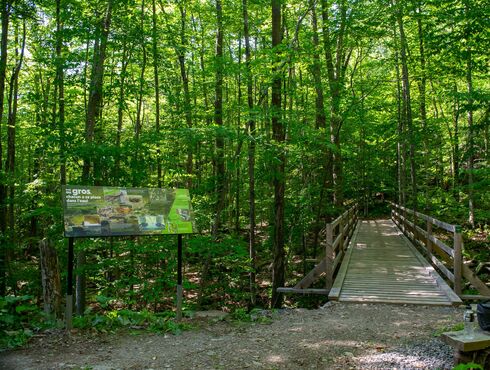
0;301;463;370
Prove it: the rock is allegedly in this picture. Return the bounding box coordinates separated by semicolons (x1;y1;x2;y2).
193;310;229;320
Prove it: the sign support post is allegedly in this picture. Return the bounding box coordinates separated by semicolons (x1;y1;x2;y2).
176;234;183;321
65;237;74;330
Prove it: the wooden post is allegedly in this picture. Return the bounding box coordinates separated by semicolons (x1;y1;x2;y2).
65;237;74;330
453;227;463;296
426;220;433;258
325;223;333;290
339;216;344;253
176;234;183;321
402;207;406;234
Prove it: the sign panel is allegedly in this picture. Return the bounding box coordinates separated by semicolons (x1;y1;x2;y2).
62;185;196;237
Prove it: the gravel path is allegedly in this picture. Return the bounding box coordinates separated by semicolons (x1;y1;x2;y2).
0;302;463;369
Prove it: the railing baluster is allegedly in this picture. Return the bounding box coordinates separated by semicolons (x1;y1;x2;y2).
325;222;334;290
453;227;462;296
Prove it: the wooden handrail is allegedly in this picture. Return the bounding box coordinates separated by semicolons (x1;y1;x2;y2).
388;202;490;298
325;203;358;290
277;203;359;295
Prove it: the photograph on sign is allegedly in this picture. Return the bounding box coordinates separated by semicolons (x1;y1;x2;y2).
62;186;196;237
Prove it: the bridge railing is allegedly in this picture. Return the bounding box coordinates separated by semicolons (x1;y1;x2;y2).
324;203;359;289
389;202;490;299
277;203;358;295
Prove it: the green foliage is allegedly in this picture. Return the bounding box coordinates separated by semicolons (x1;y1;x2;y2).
433;322;464;337
73;308;190;335
0;296;48;350
1;0;488;323
187;235;251;309
229;308;273;324
453;363;483;370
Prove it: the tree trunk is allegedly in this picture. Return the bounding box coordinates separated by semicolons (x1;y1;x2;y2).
6;21;26;292
82;0;113;183
212;0;225;237
0;0;11;296
395;0;417;209
177;3;193;189
416;4;428;210
115;41;129;182
243;0;256;306
465;4;475;227
452;82;460;199
309;0;325;130
271;0;285;309
78;0;113;315
133;0;146;187
39;239;62;319
56;0;66;186
310;0;329;254
392;17;405;206
321;0;350;207
151;0;162;187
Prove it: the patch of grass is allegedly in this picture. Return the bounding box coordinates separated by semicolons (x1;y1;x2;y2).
229;307;273;324
433;322;464;337
453;363;483;370
73;309;192;335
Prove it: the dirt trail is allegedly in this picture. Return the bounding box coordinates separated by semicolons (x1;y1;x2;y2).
0;302;462;370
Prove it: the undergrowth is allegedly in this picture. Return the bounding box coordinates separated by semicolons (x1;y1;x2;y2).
1;294;192;351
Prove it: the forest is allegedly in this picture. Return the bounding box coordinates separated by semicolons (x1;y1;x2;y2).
0;0;488;348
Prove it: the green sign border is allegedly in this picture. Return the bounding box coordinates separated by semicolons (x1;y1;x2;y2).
62;185;197;237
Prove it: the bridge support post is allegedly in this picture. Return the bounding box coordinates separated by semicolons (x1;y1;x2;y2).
426;221;433;258
325;223;333;290
453;228;463;296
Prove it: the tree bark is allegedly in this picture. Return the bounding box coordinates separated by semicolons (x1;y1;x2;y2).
271;0;285;309
0;0;11;296
392;15;405;206
465;3;475;227
395;0;417;209
452;82;460;199
39;239;62;318
212;0;225;237
243;0;256;306
151;0;162;187
6;21;26;289
55;0;66;186
177;3;194;188
133;0;147;187
78;0;113;315
115;41;129;181
82;0;113;183
309;0;325;130
416;3;428;210
321;0;350;207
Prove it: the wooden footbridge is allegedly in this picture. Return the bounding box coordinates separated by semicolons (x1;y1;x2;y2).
278;202;490;305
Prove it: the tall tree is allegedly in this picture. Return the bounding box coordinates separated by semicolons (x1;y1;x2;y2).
177;2;193;188
271;0;285;309
212;0;225;237
5;18;26;297
394;0;417;208
0;0;11;296
464;1;475;227
151;0;162;187
321;0;352;206
82;0;113;183
242;0;256;305
78;0;113;315
56;0;66;186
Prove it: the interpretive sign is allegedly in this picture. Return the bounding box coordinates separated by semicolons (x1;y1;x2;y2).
62;185;196;237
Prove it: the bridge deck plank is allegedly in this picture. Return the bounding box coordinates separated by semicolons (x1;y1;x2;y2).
328;219;462;306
